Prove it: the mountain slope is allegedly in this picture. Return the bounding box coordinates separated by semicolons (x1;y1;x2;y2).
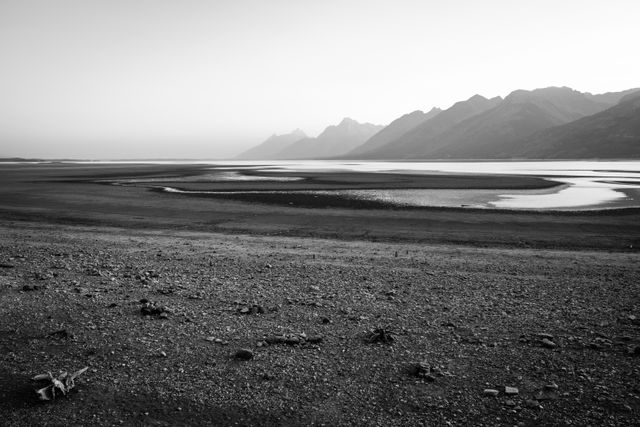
359;94;503;159
346;108;441;157
274;118;383;159
509;92;640;159
584;88;640;106
236;129;307;160
422;86;612;158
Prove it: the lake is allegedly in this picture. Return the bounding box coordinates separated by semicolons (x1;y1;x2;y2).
88;159;640;210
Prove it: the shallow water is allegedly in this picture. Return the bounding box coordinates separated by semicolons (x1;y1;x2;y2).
157;160;640;210
78;159;640;210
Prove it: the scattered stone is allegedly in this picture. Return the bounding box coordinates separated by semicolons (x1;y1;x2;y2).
108;302;118;308
504;386;519;395
408;363;436;381
537;333;554;340
205;336;215;342
310;285;321;292
320;317;332;324
483;389;499;397
140;301;168;317
237;304;266;315
22;284;39;292
159;351;167;358
627;345;640;356
0;263;15;269
505;400;516;407
234;349;254;361
540;338;557;349
544;383;559;391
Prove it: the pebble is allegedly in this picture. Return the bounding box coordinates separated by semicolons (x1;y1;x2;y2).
504;386;519;395
505;400;516;407
234;349;254;361
483;389;499;397
525;399;541;409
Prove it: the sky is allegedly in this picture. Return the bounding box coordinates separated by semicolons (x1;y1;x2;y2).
0;0;639;159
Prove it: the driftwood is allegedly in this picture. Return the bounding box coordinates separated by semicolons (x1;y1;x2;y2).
32;367;88;401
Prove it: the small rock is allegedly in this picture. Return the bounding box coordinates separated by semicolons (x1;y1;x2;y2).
205;336;215;342
307;335;323;344
310;285;320;292
320;317;332;324
540;338;557;348
159;351;167;358
544;383;559;391
504;386;519;395
234;349;254;361
483;389;499;397
0;263;15;269
505;400;516;407
525;399;541;409
537;333;554;340
22;284;39;292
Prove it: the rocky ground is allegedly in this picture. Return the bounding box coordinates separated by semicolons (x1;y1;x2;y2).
0;220;639;426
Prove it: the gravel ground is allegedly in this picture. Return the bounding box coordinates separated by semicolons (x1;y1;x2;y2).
1;220;639;426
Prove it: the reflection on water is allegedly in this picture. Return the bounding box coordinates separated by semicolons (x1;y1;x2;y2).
491;178;635;209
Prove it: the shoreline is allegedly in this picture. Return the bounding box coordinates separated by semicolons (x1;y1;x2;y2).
1;163;639;251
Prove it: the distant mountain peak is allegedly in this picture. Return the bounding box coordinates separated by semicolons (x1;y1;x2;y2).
468;94;488;102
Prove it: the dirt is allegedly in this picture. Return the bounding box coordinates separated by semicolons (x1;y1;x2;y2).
1;221;639;426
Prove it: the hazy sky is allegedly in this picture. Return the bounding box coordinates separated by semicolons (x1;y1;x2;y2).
1;0;639;159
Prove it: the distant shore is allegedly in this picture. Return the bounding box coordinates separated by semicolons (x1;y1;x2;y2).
1;162;639;250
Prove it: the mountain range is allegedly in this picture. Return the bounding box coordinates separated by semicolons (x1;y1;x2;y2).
236;129;307;160
236;86;640;160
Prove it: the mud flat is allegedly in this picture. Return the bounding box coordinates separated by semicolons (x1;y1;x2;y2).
0;163;639;425
0;163;639;250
